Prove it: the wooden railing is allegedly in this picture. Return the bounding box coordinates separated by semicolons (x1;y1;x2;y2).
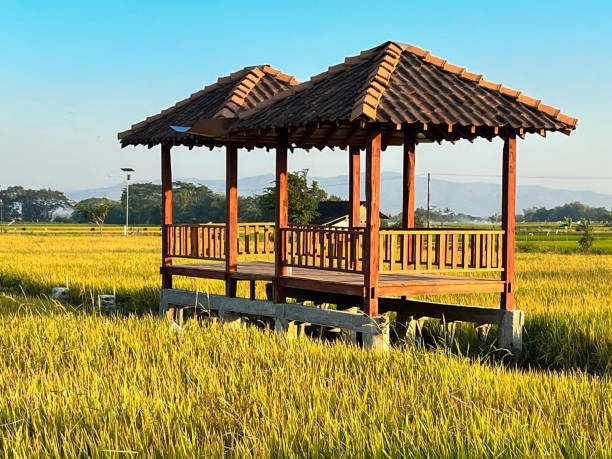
165;224;226;261
238;223;275;255
281;224;366;273
379;229;505;272
165;222;275;261
165;223;505;275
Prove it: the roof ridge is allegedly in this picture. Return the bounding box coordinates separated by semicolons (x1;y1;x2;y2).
350;42;403;121
118;65;300;140
237;43;387;121
397;42;578;128
213;67;266;118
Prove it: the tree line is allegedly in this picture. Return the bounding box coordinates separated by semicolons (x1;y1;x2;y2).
1;182;610;225
519;201;612;223
1;170;341;225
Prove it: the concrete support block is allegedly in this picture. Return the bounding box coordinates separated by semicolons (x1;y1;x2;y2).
444;321;457;348
275;318;300;338
51;287;69;302
95;294;116;313
363;315;390;351
406;317;426;348
476;323;492;346
219;310;242;329
175;307;184;325
340;329;358;344
498;309;524;359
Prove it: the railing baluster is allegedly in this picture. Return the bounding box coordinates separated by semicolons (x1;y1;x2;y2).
438;233;446;269
452;233;458;269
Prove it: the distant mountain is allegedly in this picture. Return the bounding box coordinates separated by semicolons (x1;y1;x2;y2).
66;172;612;218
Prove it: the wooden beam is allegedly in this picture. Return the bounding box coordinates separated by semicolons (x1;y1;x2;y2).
349;146;361;227
363;129;381;316
318;125;341;149
380;127;394;151
501;136;516;310
339;123;361;149
297;123;318;147
401;126;416;229
274;128;289;303
225;143;238;297
161;143;173;289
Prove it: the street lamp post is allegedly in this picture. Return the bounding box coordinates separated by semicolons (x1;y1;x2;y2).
121;168;134;235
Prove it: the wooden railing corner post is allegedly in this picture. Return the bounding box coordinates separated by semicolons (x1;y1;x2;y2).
364;128;381;316
273;128;289;303
161;143;173;289
501;135;517;310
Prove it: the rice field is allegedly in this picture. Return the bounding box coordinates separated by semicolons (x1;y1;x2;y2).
0;233;611;455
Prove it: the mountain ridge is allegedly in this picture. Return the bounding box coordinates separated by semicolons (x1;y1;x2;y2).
66;173;612;218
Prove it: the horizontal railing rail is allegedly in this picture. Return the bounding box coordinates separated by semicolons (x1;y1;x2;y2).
379;228;505;272
165;222;275;261
282;224;366;273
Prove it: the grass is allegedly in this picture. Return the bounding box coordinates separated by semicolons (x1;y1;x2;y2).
0;297;610;456
0;233;611;455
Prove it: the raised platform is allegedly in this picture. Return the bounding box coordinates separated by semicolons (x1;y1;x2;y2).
161;261;505;297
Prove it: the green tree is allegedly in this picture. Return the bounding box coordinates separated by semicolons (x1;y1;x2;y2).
0;186;71;222
262;169;321;224
74;198;113;233
578;218;594;253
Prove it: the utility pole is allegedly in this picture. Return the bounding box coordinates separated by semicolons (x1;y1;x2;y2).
426;172;431;228
0;197;3;234
121;168;134;235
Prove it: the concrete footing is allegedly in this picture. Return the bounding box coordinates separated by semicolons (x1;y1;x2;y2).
159;288;525;359
498;309;524;360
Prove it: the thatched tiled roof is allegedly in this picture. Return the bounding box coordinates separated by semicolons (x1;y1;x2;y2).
118;65;298;148
226;41;577;148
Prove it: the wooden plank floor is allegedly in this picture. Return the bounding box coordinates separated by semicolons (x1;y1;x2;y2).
162;261;505;297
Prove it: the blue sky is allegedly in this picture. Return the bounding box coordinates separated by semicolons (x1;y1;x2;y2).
0;0;610;195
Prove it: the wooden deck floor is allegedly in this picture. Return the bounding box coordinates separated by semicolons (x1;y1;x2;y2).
162;261;505;297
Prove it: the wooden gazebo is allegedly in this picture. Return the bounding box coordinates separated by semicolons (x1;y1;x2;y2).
120;42;577;351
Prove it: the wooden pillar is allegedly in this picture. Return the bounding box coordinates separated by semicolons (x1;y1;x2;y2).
348;146;361;227
161;143;173;289
225;143;238;297
273;128;289;303
501;136;516;310
401;127;416;229
363;129;381;316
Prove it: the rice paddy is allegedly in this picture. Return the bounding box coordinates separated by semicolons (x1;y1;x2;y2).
0;233;610;455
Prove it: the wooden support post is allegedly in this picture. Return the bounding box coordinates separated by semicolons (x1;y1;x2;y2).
348;145;361;227
501;136;516;310
249;280;257;300
402;127;416;269
363;129;381;316
225;143;238;298
273;128;289;303
161;144;173;290
401;126;416;229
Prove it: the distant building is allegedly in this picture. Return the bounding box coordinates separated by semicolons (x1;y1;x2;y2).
311;201;388;227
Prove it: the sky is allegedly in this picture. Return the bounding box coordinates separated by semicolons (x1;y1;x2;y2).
1;0;611;196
